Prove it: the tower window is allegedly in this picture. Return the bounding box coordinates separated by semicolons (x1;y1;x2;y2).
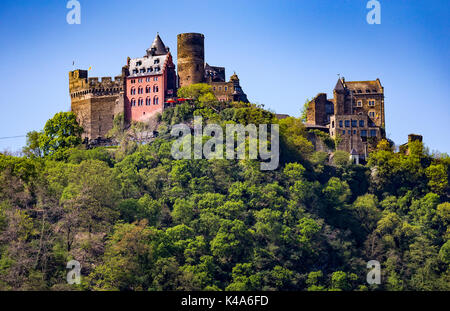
368;100;375;106
359;120;365;127
370;130;377;137
369;111;375;118
356;100;362;107
351;120;357;127
345;120;350;127
339;120;343;128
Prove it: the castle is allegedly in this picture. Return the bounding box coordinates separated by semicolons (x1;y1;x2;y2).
305;77;385;163
69;33;248;141
69;33;385;162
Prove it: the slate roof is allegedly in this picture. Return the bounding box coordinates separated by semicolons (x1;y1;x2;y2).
129;34;169;78
128;54;168;77
147;33;169;56
335;78;383;94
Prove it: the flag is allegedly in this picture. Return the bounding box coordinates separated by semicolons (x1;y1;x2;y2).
88;66;92;71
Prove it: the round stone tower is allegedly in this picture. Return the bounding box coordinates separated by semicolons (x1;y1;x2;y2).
177;33;205;87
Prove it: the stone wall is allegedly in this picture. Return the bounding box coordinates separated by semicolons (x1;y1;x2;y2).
177;33;205;87
69;70;124;140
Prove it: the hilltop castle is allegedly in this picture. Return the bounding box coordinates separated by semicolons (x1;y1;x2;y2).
305;77;385;163
69;33;248;141
69;33;386;162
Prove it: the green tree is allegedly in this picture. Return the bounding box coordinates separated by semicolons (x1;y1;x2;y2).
38;112;83;157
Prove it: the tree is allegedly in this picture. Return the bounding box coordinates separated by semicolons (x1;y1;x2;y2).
22;131;43;157
38;112;83;157
300;98;310;122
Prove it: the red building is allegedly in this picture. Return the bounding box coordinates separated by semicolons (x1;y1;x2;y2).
124;34;177;122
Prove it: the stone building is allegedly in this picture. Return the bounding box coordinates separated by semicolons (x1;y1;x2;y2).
306;77;385;162
177;32;248;102
69;33;177;140
68;69;124;140
69;32;249;141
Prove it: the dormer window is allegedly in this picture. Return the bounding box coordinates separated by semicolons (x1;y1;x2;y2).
132;69;138;74
155;67;160;72
136;61;142;66
357;90;362;93
147;67;153;72
140;68;146;73
154;59;160;64
366;89;371;93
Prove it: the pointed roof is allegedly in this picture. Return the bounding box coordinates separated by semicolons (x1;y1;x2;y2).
147;33;168;56
334;77;345;92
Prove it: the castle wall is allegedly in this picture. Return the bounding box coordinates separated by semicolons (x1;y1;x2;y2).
306;93;334;126
69;70;123;140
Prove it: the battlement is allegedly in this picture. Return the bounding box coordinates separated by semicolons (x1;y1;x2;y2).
69;70;123;98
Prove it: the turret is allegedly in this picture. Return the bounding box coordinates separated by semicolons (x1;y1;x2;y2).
177;33;205;87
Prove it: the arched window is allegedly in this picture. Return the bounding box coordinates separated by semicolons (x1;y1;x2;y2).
138;87;143;94
146;97;150;105
153;85;159;92
131;87;136;95
153;96;159;105
146;86;151;93
138;98;144;106
131;98;136;106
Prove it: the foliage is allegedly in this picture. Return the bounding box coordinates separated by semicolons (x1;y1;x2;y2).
0;96;448;291
37;112;83;158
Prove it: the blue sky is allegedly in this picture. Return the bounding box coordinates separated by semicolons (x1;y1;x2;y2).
0;0;449;153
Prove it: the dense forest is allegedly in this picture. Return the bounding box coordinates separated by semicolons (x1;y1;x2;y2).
0;84;448;291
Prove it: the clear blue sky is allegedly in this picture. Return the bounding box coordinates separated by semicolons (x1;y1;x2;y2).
0;0;448;154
